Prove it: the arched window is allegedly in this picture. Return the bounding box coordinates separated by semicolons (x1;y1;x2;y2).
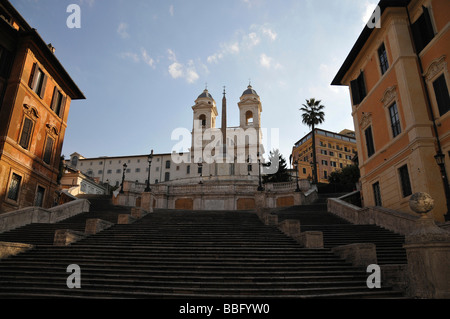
246;111;254;125
199;114;207;127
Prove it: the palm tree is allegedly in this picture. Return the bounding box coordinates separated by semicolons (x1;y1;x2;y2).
300;98;325;184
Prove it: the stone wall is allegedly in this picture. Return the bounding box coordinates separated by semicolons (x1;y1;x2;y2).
0;199;90;234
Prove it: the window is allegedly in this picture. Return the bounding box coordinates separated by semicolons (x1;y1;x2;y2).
165;172;170;182
246;111;254;125
198;166;203;174
29;63;47;98
107;170;112;174
165;161;171;169
199;114;206;127
50;88;65;118
373;182;382;206
187;165;191;174
7;173;22;201
329;151;334;156
389;102;402;138
42;136;55;165
34;186;45;207
321;160;328;166
116;169;121;174
98;170;103;175
350;72;367;105
399;165;412;198
71;156;78;167
433;74;450;116
126;169;131;173
365;126;375;158
378;43;389;75
247;164;253;172
19;117;34;150
324;171;328;179
135;168;141;173
330;161;337;168
411;6;435;53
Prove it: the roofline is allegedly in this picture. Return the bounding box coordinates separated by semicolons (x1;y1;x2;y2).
331;0;410;86
2;0;85;100
66;153;176;161
21;29;85;100
293;128;356;148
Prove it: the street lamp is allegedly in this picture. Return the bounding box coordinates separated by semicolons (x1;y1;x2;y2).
257;152;264;192
294;160;301;192
145;150;154;192
119;163;127;194
434;151;450;221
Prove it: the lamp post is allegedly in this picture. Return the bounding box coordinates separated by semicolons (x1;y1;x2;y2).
294;160;301;192
145;150;154;192
119;163;127;194
434;152;450;221
257;152;264;192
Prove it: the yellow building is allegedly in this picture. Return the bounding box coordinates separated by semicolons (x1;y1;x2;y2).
332;0;450;222
292;129;357;184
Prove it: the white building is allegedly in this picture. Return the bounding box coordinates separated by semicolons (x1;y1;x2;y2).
66;85;265;188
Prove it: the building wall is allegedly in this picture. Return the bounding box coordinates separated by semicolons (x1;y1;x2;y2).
292;129;357;184
336;0;449;222
0;2;83;214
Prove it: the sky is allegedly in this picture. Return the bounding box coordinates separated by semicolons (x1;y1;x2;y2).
10;0;379;162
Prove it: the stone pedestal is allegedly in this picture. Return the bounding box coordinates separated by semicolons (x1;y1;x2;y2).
404;216;450;299
85;219;114;235
140;192;154;213
332;243;378;267
278;220;301;237
117;214;137;225
54;229;86;246
296;231;323;248
264;214;278;226
0;242;34;259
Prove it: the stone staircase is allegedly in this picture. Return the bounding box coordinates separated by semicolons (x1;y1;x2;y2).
274;194;408;265
0;195;405;298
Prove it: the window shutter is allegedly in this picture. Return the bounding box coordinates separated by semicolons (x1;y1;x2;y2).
59;95;66;118
433;75;450;116
19;117;33;149
50;87;58;111
29;63;37;89
39;73;47;99
357;72;367;100
422;6;435;43
43;137;54;164
350;79;360;105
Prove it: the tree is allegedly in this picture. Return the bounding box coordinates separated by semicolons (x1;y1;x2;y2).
328;164;360;191
262;150;291;183
300;98;325;184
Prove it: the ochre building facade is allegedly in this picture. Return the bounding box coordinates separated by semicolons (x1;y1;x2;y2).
0;1;85;213
333;0;450;222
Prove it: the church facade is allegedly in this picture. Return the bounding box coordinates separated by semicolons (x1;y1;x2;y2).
67;85;265;188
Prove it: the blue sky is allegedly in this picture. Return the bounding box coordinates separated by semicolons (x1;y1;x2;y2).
11;0;378;162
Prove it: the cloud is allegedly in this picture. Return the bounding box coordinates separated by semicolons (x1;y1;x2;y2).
259;53;282;70
120;52;140;63
120;48;156;69
141;49;155;68
167;49;200;83
261;27;277;41
206;24;277;65
117;22;129;39
169;5;174;17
